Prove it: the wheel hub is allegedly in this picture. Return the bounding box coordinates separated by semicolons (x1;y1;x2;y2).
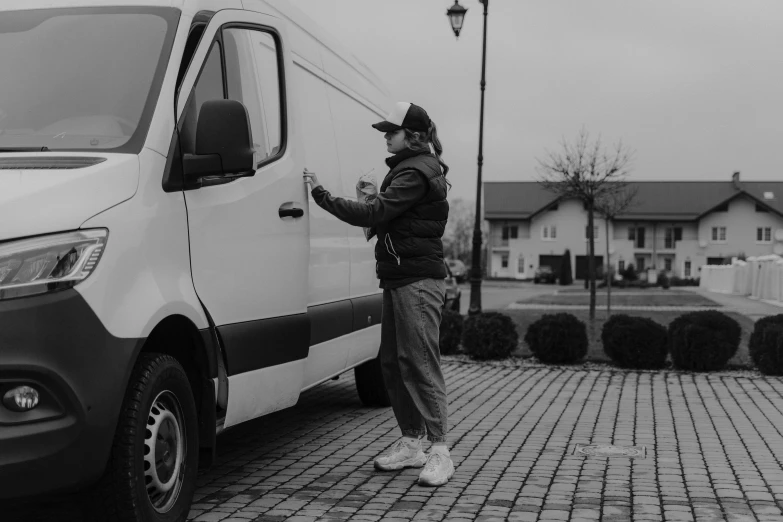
144;390;186;513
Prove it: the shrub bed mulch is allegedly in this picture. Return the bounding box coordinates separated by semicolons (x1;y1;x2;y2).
517;293;719;307
441;353;763;378
501;309;756;369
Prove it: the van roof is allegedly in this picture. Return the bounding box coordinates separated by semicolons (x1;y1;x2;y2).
2;0;392;114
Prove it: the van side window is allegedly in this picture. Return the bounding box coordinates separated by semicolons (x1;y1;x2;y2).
223;28;283;166
180;42;224;155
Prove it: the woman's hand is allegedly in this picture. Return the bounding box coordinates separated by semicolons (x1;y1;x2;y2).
303;168;322;191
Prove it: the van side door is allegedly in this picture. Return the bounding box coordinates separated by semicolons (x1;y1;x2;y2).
175;10;309;429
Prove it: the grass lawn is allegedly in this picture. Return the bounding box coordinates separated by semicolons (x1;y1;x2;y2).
499;308;755;369
518;292;719;307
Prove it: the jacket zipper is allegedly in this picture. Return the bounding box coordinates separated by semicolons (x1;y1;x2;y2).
385;235;401;265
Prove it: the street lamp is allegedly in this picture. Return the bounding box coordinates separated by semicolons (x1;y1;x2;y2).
447;0;489;316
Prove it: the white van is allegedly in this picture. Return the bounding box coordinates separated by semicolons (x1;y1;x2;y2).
0;1;393;519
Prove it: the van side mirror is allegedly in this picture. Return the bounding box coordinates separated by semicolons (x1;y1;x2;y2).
183;99;256;188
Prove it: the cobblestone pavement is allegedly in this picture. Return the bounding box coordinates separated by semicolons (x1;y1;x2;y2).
10;360;783;522
184;360;783;522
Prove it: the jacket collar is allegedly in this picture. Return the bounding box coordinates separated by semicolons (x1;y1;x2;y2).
385;148;429;170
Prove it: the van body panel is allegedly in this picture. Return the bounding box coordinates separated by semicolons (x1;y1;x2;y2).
223;358;305;428
302;324;381;391
291;64;351;306
0;154;138;242
78;148;209;338
243;0;324;73
175;8;311;423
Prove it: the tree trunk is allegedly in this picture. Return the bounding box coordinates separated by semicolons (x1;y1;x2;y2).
605;218;611;315
587;201;596;320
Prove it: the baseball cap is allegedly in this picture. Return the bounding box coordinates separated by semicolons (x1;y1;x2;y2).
372;102;431;133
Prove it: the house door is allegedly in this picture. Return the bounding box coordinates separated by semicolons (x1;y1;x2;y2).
516;254;525;279
575;256;604;280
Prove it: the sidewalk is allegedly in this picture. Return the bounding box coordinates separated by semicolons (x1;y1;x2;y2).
678;287;783;323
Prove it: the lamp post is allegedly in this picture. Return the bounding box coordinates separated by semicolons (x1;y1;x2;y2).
446;0;488;316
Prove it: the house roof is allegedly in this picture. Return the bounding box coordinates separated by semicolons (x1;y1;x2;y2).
484;181;783;221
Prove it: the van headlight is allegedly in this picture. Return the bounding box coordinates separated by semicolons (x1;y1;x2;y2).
0;230;108;301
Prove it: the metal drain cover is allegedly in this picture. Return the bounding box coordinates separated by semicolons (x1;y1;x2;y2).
573;444;646;458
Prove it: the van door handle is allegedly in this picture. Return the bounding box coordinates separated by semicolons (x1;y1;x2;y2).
279;207;304;218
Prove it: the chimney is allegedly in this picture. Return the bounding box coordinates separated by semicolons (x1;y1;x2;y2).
732;171;741;190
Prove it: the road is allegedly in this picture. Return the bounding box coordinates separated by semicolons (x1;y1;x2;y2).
458;280;559;315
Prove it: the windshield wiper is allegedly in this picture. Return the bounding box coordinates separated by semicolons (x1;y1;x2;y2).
0;146;51;152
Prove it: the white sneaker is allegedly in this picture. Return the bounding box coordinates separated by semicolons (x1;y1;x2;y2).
418;451;455;486
374;439;427;471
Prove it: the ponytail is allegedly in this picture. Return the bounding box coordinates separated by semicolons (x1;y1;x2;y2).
403;120;450;184
427;120;449;178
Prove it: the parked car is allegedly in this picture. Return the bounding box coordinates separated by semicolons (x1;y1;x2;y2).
444;263;462;312
0;2;392;519
534;265;558;284
446;258;468;282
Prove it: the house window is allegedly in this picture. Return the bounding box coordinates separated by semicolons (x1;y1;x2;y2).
618;260;625;272
664;258;672;272
684;261;692;277
636;257;646;272
711;226;727;242
502;225;518;240
757;227;772;243
664;227;682;249
585;225;599;240
542;226;556;241
630;226;646;248
501;254;509;268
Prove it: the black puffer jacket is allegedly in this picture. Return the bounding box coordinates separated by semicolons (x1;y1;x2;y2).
310;149;449;282
374;152;449;280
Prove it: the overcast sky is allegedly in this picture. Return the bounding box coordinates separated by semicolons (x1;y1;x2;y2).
293;0;783;201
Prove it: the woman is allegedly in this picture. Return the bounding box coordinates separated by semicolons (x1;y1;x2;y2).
303;102;453;486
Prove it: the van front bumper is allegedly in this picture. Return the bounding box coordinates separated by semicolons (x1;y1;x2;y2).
0;289;141;499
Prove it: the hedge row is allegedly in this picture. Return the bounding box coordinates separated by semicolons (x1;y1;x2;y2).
440;309;783;373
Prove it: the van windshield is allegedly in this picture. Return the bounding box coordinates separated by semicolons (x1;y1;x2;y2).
0;7;178;153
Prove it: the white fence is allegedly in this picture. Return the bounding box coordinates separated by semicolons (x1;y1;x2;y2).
700;255;783;303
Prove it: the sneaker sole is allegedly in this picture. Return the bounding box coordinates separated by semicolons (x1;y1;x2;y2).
374;454;427;471
418;462;455;487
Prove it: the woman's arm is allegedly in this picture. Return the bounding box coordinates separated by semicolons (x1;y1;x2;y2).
305;169;427;228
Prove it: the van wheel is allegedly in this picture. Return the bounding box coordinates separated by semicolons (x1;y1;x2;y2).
91;353;198;522
354;358;391;407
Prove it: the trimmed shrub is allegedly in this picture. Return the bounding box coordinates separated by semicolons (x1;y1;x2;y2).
462;312;519;360
659;272;670;289
601;315;668;369
749;315;783;374
622;263;638;281
668;311;741;371
439;309;464;355
524;313;588;364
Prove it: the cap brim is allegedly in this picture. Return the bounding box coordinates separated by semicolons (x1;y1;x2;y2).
371;121;402;132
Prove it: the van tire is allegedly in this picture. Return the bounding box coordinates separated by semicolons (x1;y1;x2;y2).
354;358;391;407
90;353;199;522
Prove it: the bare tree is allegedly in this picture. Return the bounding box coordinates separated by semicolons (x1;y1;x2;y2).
443;198;474;264
536;128;634;320
595;187;638;314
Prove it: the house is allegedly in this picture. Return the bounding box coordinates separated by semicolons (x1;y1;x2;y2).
484;172;783;280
